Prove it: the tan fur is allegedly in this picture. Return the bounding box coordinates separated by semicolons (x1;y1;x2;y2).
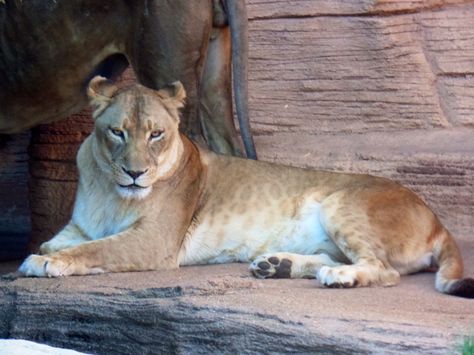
19;79;473;297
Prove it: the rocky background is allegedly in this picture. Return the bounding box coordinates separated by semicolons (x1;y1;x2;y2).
246;0;474;241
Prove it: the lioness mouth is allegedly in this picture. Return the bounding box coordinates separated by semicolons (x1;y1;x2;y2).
115;183;152;200
118;183;147;189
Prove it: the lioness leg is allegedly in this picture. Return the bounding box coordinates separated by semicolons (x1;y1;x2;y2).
39;222;90;255
19;226;180;277
250;252;343;279
316;188;406;288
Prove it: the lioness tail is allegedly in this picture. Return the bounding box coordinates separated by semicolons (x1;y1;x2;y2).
433;229;474;298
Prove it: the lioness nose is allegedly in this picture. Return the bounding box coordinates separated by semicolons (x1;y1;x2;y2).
122;167;147;180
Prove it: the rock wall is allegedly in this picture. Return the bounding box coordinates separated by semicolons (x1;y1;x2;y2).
28;114;94;252
0;0;473;256
246;0;474;239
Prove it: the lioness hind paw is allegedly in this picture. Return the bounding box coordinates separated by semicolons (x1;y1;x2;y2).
316;266;359;288
250;254;293;279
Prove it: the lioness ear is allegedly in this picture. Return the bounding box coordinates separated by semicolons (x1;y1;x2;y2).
156;81;186;109
87;76;118;117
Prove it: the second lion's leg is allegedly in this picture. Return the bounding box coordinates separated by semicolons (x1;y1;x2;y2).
200;26;244;157
250;252;343;279
129;0;212;144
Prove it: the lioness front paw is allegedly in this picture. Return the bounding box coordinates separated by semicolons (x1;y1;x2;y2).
250;254;293;279
39;241;54;255
19;254;73;278
316;265;358;288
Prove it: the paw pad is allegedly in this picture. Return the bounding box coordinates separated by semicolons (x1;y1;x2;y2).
250;255;293;279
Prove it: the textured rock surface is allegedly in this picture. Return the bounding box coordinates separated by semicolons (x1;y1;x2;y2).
1;239;473;354
28;114;93;252
246;0;474;240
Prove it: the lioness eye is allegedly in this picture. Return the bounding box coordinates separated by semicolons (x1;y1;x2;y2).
110;128;124;139
150;130;164;141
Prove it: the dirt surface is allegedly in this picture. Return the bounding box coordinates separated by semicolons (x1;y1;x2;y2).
1;238;473;354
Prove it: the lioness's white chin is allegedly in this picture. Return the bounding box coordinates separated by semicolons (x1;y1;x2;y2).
116;185;152;200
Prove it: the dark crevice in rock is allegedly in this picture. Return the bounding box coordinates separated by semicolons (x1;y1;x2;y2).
248;2;471;20
0;287;17;339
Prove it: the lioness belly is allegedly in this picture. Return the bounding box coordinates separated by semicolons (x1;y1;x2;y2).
179;200;341;266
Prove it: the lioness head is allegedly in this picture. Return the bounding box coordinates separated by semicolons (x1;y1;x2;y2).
87;76;186;200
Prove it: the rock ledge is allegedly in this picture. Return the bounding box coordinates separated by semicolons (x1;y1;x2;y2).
1;242;473;354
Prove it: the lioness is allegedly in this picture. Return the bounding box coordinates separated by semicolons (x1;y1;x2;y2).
19;77;474;298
